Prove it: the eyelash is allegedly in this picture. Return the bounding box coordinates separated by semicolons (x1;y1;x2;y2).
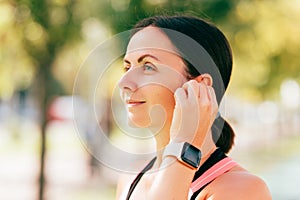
123;65;130;72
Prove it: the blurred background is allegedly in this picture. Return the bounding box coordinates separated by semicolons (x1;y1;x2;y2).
0;0;300;199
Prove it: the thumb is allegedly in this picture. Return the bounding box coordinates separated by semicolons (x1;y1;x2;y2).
174;87;186;105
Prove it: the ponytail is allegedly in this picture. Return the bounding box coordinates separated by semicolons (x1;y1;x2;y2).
212;116;235;153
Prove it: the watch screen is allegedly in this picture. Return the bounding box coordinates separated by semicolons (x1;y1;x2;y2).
181;143;201;168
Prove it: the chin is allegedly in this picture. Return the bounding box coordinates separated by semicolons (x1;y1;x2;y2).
127;115;151;128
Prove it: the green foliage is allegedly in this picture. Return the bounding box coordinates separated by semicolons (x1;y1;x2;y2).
225;0;300;101
16;0;81;64
1;0;300;101
95;0;237;34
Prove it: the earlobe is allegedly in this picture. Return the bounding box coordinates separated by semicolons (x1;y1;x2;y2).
193;73;213;86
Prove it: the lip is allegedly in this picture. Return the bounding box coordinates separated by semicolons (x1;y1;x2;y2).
126;99;146;107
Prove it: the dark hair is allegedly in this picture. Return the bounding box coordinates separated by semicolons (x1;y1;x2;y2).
131;15;235;153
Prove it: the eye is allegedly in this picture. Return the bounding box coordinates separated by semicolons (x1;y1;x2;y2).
123;65;130;72
144;64;154;71
143;63;157;73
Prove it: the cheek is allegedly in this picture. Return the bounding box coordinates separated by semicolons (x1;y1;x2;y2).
126;85;177;128
146;86;176;112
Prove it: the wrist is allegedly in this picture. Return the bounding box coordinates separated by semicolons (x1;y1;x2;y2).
163;141;201;170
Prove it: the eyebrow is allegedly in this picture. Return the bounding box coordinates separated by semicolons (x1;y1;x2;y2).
123;54;160;64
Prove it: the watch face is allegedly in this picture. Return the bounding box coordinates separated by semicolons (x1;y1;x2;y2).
181;143;201;168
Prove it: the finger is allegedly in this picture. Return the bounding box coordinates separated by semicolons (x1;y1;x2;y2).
187;81;199;101
174;87;187;104
181;82;189;98
207;86;218;116
207;86;217;103
199;82;210;105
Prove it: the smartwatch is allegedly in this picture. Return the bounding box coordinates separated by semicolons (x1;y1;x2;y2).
163;142;201;170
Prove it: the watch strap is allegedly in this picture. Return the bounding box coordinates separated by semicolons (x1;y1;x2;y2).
162;142;185;160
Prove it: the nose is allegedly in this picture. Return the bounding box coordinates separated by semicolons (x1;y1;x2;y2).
118;70;138;93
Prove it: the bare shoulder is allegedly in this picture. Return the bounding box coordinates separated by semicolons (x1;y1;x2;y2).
198;165;272;200
116;159;153;199
116;173;135;200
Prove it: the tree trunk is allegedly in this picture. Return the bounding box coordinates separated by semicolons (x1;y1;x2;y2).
37;66;51;200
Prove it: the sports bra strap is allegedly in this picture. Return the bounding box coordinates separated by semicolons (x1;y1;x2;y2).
189;149;238;199
190;157;237;192
126;157;157;200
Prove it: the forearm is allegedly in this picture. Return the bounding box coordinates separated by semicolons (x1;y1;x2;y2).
148;157;196;200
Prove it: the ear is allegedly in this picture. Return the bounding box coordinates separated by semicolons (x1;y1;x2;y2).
193;73;213;86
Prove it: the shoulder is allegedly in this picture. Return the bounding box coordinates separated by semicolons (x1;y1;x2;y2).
116;158;155;199
116;173;135;200
198;165;272;200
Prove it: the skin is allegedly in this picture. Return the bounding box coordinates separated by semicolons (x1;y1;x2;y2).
116;26;271;200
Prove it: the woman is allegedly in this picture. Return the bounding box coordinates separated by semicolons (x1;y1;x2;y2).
116;15;271;200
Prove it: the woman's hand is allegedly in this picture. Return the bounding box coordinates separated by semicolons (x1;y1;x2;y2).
169;79;218;150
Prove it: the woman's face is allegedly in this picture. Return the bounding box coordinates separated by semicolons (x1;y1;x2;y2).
118;26;188;128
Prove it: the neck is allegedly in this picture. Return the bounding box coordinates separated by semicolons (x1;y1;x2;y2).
149;123;170;168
